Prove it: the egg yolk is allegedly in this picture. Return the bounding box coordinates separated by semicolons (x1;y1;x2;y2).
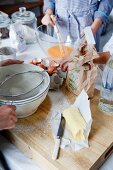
48;45;73;59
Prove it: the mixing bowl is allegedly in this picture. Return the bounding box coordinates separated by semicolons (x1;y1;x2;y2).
0;64;50;118
37;24;75;62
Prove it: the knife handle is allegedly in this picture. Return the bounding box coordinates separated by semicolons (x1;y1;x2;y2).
52;138;61;160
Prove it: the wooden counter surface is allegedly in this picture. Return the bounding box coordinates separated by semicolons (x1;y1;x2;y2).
4;89;113;170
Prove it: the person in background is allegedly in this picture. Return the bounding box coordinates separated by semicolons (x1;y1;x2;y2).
41;0;113;51
0;59;23;130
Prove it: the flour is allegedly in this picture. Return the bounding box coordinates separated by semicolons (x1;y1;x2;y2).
48;90;70;117
48;90;71;137
12;89;70;137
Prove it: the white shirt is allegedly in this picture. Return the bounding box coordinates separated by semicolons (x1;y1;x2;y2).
103;34;113;55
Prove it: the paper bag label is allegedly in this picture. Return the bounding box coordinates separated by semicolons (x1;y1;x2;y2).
84;26;95;45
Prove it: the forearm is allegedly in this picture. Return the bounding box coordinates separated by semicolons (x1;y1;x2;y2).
43;0;55;14
94;0;113;25
0;59;23;67
93;52;110;64
91;18;102;34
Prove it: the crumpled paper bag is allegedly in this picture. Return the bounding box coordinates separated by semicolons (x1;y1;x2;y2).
51;89;92;151
66;40;98;98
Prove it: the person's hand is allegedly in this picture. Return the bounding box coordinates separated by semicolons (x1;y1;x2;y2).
60;60;69;71
0;105;17;130
41;14;57;26
0;59;24;67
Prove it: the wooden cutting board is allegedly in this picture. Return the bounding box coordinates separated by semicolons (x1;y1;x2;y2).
4;89;113;170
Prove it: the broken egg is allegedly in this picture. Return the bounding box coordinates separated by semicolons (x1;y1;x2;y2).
48;66;56;75
41;59;50;67
50;60;59;67
37;63;47;70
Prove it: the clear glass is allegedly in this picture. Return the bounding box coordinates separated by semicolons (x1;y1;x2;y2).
36;24;75;63
0;12;10;38
99;56;113;114
0;12;10;28
11;7;37;29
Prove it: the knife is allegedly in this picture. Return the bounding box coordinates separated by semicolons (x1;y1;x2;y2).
52;114;65;160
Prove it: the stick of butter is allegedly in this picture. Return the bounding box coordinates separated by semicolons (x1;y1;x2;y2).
62;107;86;141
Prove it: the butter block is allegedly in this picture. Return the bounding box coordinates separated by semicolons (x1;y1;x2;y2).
63;107;86;141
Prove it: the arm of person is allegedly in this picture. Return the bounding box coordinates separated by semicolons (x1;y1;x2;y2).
0;59;23;67
93;51;110;64
43;0;55;14
91;0;113;34
60;52;111;71
0;59;23;130
91;18;102;35
0;105;17;130
41;0;56;26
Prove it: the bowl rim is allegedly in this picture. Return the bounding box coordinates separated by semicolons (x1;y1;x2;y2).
0;86;49;105
0;64;50;103
37;25;75;44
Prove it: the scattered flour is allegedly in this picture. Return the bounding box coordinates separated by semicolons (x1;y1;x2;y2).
12;89;70;136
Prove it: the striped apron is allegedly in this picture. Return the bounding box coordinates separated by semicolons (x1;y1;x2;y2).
55;0;99;49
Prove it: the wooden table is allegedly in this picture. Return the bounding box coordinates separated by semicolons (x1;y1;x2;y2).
4;89;113;170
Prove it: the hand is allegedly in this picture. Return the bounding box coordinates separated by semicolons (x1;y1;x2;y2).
41;14;57;26
0;59;24;67
60;60;69;71
0;105;17;130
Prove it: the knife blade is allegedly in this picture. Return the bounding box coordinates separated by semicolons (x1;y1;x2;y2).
52;114;65;160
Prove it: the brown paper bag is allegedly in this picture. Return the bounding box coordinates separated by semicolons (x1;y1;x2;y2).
66;41;98;97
